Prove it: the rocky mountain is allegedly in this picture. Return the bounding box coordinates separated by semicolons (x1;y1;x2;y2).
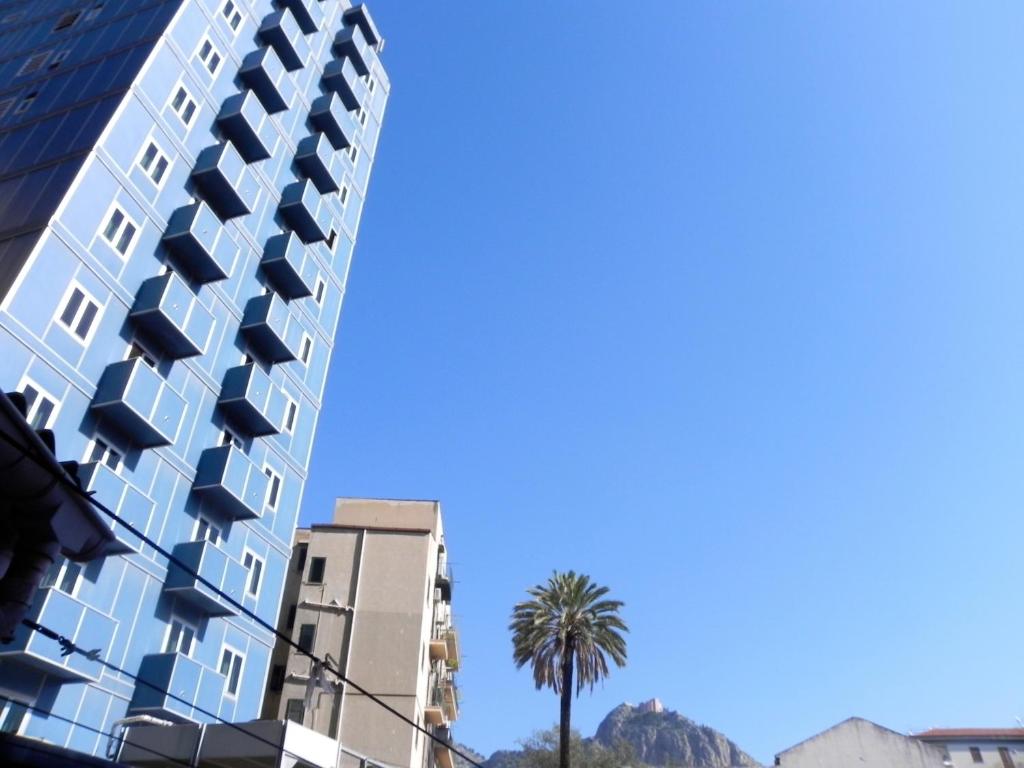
593;702;760;768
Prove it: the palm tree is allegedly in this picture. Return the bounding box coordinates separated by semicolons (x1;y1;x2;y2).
510;571;628;768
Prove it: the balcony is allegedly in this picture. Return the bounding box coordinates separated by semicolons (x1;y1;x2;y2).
0;587;116;681
429;632;448;662
425;675;458;725
295;133;344;194
217;91;276;162
434;727;455;768
321;57;363;111
131;652;221;723
441;679;459;722
258;8;308;71
332;24;371;77
240;293;300;363
162;202;238;284
444;628;460;669
78;461;155;552
436;565;452;602
163;540;246;616
240;46;293;113
91;358;186;448
343;4;382;47
192;444;270;520
191;142;260;219
260;232;316;299
280;0;322;35
309;93;356;150
217;363;284;437
279;180;331;243
129;272;213;359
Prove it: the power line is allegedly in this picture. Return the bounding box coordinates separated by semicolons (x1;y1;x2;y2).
0;426;481;768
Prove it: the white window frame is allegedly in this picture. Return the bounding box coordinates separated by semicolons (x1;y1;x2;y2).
347;144;359;164
18;50;53;76
313;276;326;305
219;645;245;698
18;375;60;430
14;91;37;115
48;49;70;70
0;697;30;736
164;615;198;656
263;465;282;510
242;550;264;598
220;0;242;34
195;37;222;76
193;515;222;545
98;202;139;258
55;281;103;343
83;436;122;472
355;107;368;127
136;137;171;188
282;394;298;434
365;75;376;94
221;428;243;449
298;333;313;365
339;184;349;206
169;81;198;126
41;558;82;597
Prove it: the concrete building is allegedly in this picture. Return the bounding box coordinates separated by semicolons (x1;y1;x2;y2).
915;729;1024;768
0;0;388;757
775;717;948;768
262;498;461;768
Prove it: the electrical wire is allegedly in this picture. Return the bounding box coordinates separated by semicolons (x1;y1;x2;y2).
0;426;481;768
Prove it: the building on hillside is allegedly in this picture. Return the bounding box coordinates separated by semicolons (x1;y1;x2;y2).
914;729;1024;768
261;498;461;768
637;698;664;714
775;717;948;768
0;0;388;757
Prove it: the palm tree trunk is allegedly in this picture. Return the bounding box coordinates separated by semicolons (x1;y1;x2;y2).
559;645;574;768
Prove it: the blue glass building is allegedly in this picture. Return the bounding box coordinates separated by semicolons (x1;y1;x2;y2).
0;0;387;756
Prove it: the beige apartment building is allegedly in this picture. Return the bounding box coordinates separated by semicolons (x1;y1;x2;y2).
262;498;460;768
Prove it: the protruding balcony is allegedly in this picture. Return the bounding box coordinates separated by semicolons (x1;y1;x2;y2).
321;57;362;111
79;461;155;552
436;565;453;602
429;633;448;662
333;24;371;77
343;4;382;47
163;540;247;616
258;8;308;71
260;232;316;299
131;652;220;722
425;674;458;725
129;272;214;359
279;180;330;243
434;727;455;768
162;202;238;284
217;363;284;437
444;628;460;669
280;0;322;35
191;142;260;219
295;133;344;194
239;46;293;113
217;91;276;162
0;587;116;681
91;359;186;448
240;293;300;363
441;678;459;722
309;93;356;150
192;444;271;520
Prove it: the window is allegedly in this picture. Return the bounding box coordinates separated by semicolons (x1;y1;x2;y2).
243;551;264;597
339;185;349;206
269;664;285;691
0;697;28;735
196;38;222;75
20;379;58;430
221;0;242;32
285;604;296;629
99;206;138;256
283;397;298;434
170;84;197;125
999;748;1014;768
221;429;243;449
297;624;316;653
14;91;37;115
85;437;121;470
193;516;221;545
57;283;101;341
126;341;157;368
48;50;70;70
284;699;304;725
19;50;53;76
219;647;244;697
53;11;81;31
299;334;313;365
365;76;376;94
137;140;170;186
40;558;81;595
970;748;983;764
164;616;196;656
347;144;359;163
263;467;282;510
314;277;326;305
308;556;326;584
355;107;368;127
295;545;307;573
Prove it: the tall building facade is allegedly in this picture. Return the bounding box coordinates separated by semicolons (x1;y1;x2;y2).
262;499;460;768
0;0;388;756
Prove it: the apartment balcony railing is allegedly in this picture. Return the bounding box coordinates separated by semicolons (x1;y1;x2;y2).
279;180;331;243
332;24;371;77
428;629;448;662
131;652;219;722
295;133;344;193
321;56;363;111
240;293;301;363
260;232;316;299
192;444;270;520
434;727;455;768
436;563;452;603
343;4;382;48
0;587;116;682
78;461;155;552
240;46;294;113
258;8;308;71
309;92;356;150
163;540;246;616
191;142;260;219
217;90;276;162
280;0;322;35
443;627;460;669
162;202;238;284
217;362;284;437
425;674;459;724
129;272;214;359
91;359;186;448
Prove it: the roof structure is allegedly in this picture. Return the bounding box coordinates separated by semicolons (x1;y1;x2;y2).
914;729;1024;742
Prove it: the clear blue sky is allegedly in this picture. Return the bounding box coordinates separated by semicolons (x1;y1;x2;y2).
301;2;1024;763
